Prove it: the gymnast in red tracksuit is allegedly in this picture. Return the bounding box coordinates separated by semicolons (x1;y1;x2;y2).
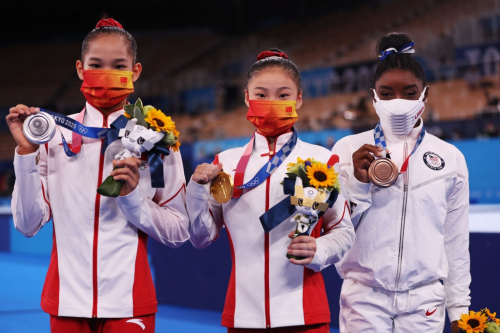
7;18;189;333
186;49;355;332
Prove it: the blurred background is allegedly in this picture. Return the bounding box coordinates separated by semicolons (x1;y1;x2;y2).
0;0;499;332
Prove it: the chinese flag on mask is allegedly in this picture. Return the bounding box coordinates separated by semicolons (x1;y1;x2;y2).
81;70;134;108
247;100;298;137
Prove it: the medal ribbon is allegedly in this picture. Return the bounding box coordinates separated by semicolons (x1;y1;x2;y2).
373;122;426;173
39;108;110;157
232;129;298;199
39;108;168;188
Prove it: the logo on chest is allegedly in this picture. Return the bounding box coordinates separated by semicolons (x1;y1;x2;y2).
423;151;445;171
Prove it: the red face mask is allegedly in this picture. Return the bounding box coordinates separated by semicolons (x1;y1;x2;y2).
247;100;298;137
80;70;134;108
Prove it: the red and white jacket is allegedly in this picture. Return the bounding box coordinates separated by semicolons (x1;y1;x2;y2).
12;103;190;318
186;131;355;329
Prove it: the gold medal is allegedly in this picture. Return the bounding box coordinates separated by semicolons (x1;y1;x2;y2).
210;171;234;204
368;158;399;188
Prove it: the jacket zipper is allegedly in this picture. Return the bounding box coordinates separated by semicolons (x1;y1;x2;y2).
264;141;276;328
92;115;108;318
395;136;410;290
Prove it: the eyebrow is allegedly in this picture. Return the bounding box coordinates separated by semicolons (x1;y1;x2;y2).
87;57;129;62
253;86;292;91
379;84;418;90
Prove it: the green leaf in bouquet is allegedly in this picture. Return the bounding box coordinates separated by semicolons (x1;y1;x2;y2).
162;130;177;146
133;106;148;128
486;321;500;333
134;98;144;111
299;166;311;188
123;104;135;118
97;175;122;198
285;172;298;180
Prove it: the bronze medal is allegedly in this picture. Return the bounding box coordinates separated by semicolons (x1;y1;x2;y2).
210;171;234;204
368;158;399;187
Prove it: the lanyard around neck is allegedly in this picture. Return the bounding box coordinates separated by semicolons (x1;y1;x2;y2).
232;129;298;199
373;123;425;173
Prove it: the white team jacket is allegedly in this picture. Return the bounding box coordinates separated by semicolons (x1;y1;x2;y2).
12;103;190;318
331;121;471;322
186;130;355;329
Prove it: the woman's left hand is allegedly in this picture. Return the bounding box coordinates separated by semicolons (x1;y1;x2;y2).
287;231;317;265
111;157;142;196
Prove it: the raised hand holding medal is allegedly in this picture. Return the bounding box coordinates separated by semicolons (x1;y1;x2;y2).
353;122;426;187
192;162;232;204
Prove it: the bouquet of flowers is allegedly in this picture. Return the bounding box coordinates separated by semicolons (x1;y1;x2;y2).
458;308;500;333
284;157;340;259
97;98;180;197
285;157;341;193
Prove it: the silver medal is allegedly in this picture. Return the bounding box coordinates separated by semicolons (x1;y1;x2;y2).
23;113;56;145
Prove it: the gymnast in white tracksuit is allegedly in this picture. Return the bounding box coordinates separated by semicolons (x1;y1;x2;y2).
332;33;470;333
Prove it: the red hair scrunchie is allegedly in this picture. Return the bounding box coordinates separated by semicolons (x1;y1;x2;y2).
95;18;124;30
257;51;288;61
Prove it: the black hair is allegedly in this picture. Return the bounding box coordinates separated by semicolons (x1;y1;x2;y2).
373;33;426;87
247;48;301;90
81;16;137;64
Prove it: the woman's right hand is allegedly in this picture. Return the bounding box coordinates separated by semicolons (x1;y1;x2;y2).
352;144;384;183
6;104;40;155
192;163;223;185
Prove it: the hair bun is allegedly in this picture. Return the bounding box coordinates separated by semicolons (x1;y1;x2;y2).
95;18;124;30
257;50;288;61
376;32;413;55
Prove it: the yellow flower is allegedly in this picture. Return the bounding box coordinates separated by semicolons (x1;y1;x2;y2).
486;309;500;325
145;108;176;132
124;112;132;119
287;157;312;168
172;129;181;152
458;310;488;333
306;162;337;189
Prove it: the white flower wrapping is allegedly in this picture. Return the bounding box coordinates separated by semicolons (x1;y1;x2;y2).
115;118;165;160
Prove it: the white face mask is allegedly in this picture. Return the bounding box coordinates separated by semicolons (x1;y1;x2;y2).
372;87;427;135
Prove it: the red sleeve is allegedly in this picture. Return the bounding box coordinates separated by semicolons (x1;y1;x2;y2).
212;154;219;165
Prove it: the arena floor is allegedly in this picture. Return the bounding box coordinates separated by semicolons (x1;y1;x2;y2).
0;252;340;333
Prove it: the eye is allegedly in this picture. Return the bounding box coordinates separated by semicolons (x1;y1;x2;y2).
124;130;130;138
312;202;320;210
89;64;101;69
405;91;417;98
115;65;127;69
380;91;391;97
298;198;303;206
137;137;145;144
279;94;289;98
256;93;265;98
